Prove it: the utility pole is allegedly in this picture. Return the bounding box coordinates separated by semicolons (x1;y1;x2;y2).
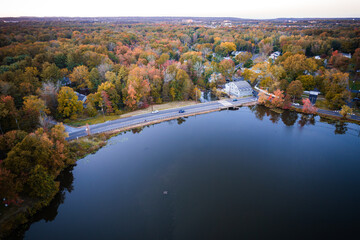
196;85;198;103
99;102;105;122
15;118;20;130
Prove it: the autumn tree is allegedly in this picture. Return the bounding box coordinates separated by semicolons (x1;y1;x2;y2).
340;105;353;119
218;59;235;81
242;69;257;84
27;164;57;199
101;91;114;114
23;95;50;115
302;98;317;114
69;65;90;89
257;91;268;105
286;80;304;102
40;81;59;115
41;63;62;83
57;87;83;119
352;48;360;72
323;69;350;109
88;68;102;92
329;50;350;72
215;42;236;57
235;52;252;65
0;95;19;132
0;166;20;203
272;89;285;108
0;130;27;156
282;54;317;80
297;75;315;91
98;81;121;110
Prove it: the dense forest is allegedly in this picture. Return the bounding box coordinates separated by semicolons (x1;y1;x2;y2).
0;17;360;236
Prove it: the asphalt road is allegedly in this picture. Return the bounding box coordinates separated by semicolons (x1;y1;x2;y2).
67;97;257;140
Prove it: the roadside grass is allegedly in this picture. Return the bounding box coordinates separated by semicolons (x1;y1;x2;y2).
66;101;197;127
349;79;360;91
314;97;332;111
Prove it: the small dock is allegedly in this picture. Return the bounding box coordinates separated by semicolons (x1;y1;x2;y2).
218;98;257;110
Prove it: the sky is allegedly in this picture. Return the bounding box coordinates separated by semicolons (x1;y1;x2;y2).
1;0;360;19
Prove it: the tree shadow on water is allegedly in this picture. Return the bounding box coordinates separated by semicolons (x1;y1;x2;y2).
6;165;75;240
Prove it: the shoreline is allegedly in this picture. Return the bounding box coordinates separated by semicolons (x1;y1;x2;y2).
1;100;357;238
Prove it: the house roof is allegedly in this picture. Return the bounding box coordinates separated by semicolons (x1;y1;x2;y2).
75;92;87;102
229;81;252;91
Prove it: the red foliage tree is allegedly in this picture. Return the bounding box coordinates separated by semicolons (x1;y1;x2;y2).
101;91;113;114
302;98;317;114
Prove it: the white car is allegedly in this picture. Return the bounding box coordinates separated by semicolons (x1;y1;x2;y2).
151;110;159;114
293;103;300;106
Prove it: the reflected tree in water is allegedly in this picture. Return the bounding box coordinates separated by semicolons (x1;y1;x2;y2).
319;117;348;135
281;111;298;126
298;114;316;128
131;127;144;134
335;122;348;135
251;105;267;121
269;110;280;124
177;117;186;125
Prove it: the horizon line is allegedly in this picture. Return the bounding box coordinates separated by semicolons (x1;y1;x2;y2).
1;16;360;20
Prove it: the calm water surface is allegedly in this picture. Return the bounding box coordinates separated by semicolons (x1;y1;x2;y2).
15;106;360;239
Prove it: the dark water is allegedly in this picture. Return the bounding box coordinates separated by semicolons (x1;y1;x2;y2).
15;106;360;240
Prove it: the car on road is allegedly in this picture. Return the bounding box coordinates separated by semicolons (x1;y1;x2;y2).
232;99;238;102
179;109;185;113
151;110;159;114
293;103;300;106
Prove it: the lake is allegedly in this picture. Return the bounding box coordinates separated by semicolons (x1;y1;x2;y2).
12;106;360;239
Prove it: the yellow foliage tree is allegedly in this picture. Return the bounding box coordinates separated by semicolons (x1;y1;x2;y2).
57;87;83;119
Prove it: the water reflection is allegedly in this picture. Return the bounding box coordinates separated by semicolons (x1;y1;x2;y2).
7;166;75;240
251;105;352;135
176;117;186;125
281;111;298;126
298;115;315;128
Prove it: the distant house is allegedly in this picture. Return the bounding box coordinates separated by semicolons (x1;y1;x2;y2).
224;81;253;97
269;51;281;60
61;77;71;86
75;92;87;105
304;90;321;104
209;72;223;83
232;51;245;56
241;67;261;74
341;53;351;59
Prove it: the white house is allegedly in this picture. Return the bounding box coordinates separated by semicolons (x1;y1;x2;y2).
224;81;253;97
269;51;281;60
341;53;351;59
